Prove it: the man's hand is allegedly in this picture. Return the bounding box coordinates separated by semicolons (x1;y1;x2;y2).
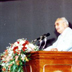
50;48;58;51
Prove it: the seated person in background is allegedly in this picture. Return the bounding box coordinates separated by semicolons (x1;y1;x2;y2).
44;17;72;51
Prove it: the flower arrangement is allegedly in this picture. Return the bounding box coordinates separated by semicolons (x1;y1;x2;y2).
0;38;39;72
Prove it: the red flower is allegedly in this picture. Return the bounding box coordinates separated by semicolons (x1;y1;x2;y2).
14;51;16;54
13;46;18;51
2;67;6;71
22;40;29;51
25;40;29;44
17;41;19;44
13;46;18;54
22;47;27;51
5;49;7;52
22;40;29;47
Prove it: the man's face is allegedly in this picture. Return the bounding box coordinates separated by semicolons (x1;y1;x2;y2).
55;19;65;34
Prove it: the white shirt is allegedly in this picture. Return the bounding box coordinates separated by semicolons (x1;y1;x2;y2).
44;27;72;51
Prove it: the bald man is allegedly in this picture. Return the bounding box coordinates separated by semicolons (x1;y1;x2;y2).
44;17;72;51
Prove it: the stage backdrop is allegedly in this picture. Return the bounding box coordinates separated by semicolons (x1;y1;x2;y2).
0;0;72;53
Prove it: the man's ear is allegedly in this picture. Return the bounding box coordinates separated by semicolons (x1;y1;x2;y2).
64;22;68;28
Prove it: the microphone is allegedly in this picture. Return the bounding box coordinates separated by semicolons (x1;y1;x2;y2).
37;33;50;40
46;33;50;37
33;33;50;42
38;33;50;50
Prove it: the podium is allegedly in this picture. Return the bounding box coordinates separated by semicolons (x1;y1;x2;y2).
24;51;72;72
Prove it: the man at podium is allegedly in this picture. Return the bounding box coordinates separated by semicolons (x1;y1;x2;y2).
44;17;72;51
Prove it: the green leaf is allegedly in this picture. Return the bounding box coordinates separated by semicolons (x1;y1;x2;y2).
18;66;23;72
28;58;31;60
10;64;18;72
27;54;31;57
